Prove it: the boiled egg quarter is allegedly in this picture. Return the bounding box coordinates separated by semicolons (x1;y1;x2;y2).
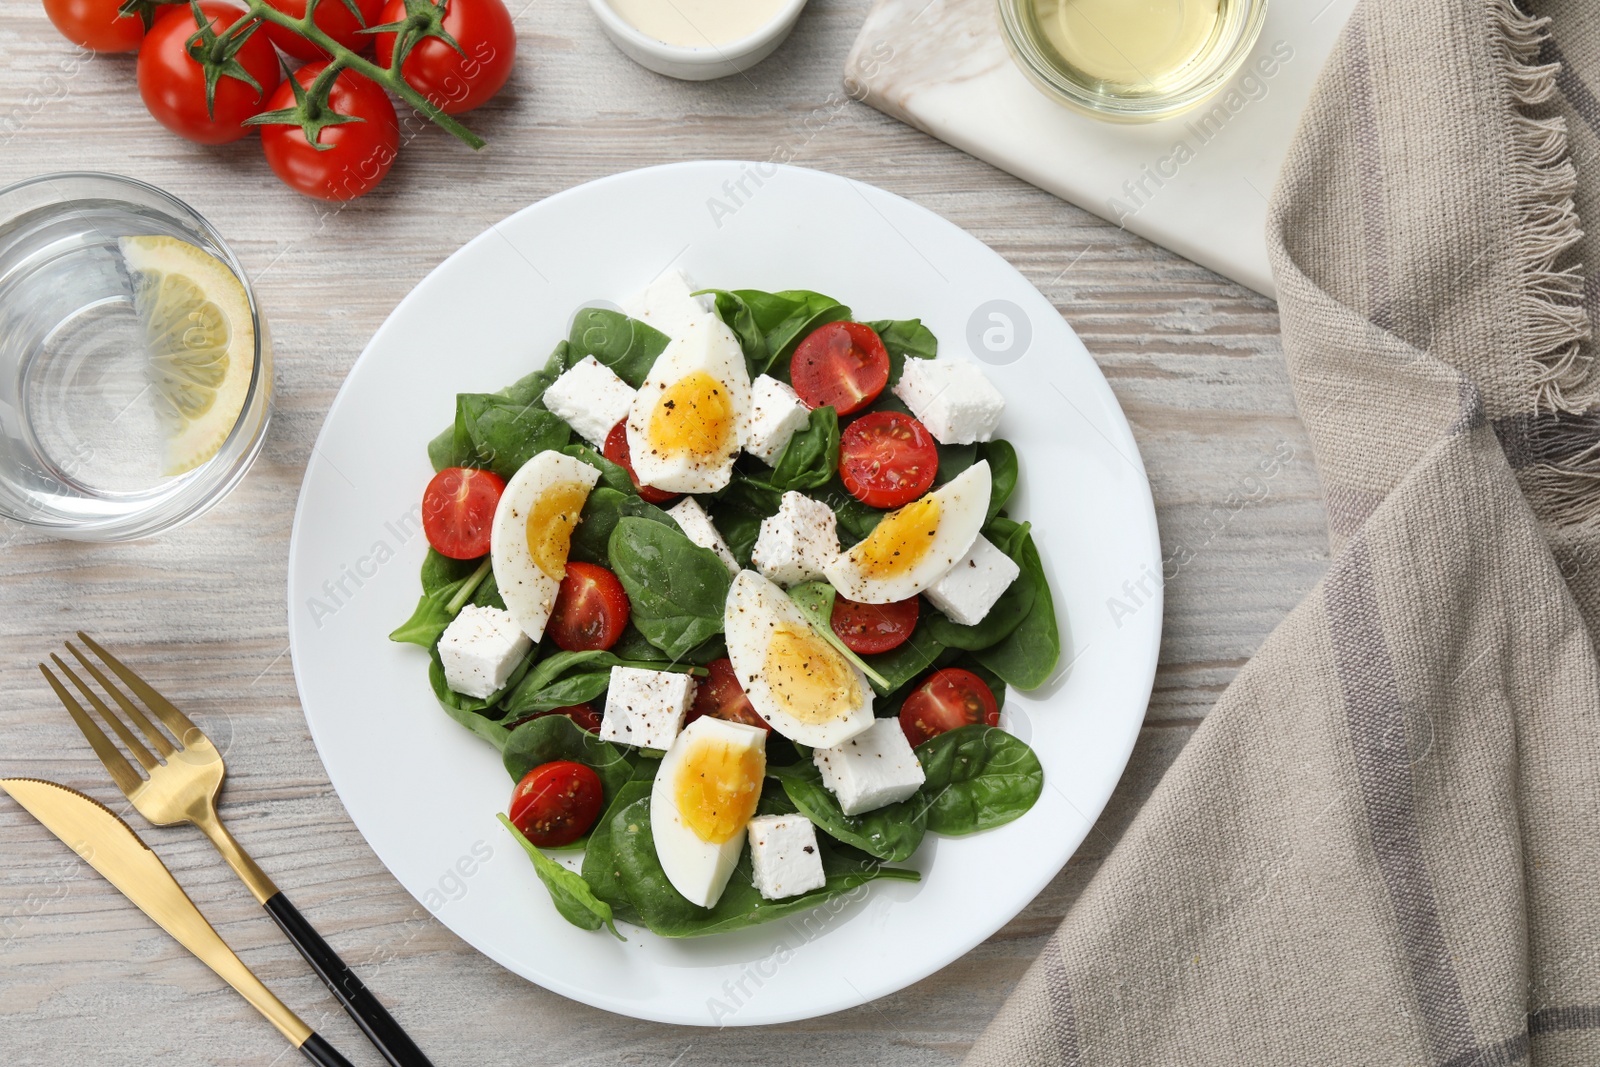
824;461;992;605
724;570;876;748
625;273;751;495
651;715;768;908
491;450;601;641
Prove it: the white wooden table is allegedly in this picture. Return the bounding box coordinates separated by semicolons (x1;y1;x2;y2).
0;1;1331;1063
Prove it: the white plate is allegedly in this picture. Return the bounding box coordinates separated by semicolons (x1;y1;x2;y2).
287;161;1161;1027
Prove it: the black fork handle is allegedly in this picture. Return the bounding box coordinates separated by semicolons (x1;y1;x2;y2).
265;892;436;1067
299;1032;357;1067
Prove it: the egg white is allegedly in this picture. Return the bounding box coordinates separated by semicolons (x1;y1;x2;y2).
824;460;992;604
490;451;601;641
651;715;768;908
625;280;751;495
723;570;876;749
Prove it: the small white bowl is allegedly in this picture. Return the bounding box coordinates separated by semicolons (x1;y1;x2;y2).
587;0;809;81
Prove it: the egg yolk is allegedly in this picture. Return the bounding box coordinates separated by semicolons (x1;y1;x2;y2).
674;739;765;844
649;371;734;458
525;480;590;579
765;624;862;724
850;496;942;577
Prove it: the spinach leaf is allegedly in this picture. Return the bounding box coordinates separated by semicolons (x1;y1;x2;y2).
980;440;1019;522
426;645;534;749
569;487;678;566
763;292;853;378
428;347;569;472
498;814;624;939
786;582;891;690
860;609;947;692
704;289;852;378
499;648;694;716
919;522;1037;652
766;406;839;492
579;776;652;927
701;290;768;377
567;308;670;388
609;517;731;660
914;725;1042;834
502;713;636;800
970;519;1060;690
562;442;636;496
607;792;919;937
389;553;492;648
867;318;938;385
451;393;572;481
707;476;783;565
769;762;927;862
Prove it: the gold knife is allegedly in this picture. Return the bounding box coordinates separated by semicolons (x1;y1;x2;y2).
0;778;354;1067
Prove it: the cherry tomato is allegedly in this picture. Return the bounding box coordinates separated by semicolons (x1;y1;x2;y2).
830;595;919;655
791;322;890;415
373;0;515;115
422;467;504;559
506;703;602;735
137;2;282;145
263;0;385;59
685;658;770;732
547;562;631;652
259;63;400;201
899;668;1000;746
603;419;679;506
838;411;939;508
43;0;144;51
508;760;603;847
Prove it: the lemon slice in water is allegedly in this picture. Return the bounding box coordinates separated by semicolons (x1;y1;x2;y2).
120;236;262;476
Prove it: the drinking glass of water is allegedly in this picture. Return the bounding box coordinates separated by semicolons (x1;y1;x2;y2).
0;172;272;541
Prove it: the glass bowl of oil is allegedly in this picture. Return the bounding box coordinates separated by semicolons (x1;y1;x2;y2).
998;0;1268;122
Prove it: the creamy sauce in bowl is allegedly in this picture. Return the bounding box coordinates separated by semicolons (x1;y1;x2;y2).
607;0;789;47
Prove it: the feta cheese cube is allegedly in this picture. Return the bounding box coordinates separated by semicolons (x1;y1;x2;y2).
542;355;637;447
891;359;1005;445
813;718;926;816
668;497;739;576
748;814;827;900
599;666;695;750
746;375;811;465
751;491;838;586
437;605;532;700
924;534;1022;626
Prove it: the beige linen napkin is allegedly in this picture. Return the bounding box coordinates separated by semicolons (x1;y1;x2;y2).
965;0;1600;1063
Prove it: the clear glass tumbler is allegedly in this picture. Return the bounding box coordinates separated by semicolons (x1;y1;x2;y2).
0;172;271;541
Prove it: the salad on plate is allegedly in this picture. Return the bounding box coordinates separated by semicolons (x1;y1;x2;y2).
391;270;1062;939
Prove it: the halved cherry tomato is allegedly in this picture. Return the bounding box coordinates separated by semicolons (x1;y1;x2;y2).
547;562;631;652
373;0;516;115
506;703;602;735
508;760;603;847
790;322;890;415
685;657;770;732
422;467;504;559
259;63;400;202
831;595;919;655
137;2;282;145
263;0;385;60
899;668;1000;746
839;411;938;508
43;0;144;51
603;419;679;505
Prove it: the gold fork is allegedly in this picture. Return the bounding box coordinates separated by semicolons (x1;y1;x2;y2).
42;632;435;1067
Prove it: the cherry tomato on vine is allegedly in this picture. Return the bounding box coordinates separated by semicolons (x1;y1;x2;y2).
547;562;631;652
138;2;281;145
603;419;679;505
258;62;400;201
422;466;504;559
263;0;386;60
791;321;890;415
43;0;144;52
508;760;603;847
373;0;516;115
685;658;770;732
899;668;1000;746
838;410;939;508
830;595;919;655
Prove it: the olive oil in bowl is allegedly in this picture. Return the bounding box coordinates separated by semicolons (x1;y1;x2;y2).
999;0;1267;121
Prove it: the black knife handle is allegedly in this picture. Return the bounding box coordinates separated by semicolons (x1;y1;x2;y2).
300;1032;356;1067
264;891;436;1067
